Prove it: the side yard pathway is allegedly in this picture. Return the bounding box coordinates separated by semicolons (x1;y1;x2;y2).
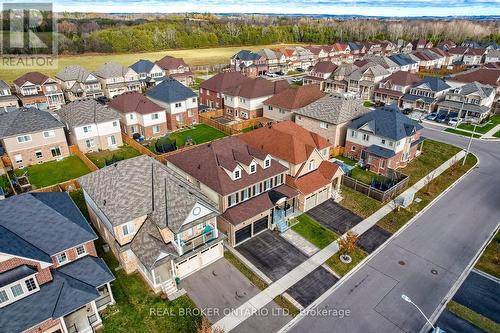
215;150;466;332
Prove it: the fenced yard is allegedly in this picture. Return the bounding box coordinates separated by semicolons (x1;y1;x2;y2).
86;145;141;168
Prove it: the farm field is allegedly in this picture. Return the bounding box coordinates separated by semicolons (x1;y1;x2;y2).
0;43;301;84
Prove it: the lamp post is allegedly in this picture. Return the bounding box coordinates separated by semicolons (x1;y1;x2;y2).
463;122;477;166
401;294;445;333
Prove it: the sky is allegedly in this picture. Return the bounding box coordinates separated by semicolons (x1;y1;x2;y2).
6;0;500;17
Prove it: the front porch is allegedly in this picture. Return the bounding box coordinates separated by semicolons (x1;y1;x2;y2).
272;196;302;232
64;301;101;333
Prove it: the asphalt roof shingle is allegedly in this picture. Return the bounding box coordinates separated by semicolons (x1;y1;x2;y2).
56;98;120;128
0;107;64;138
263;85;325;110
108;91;164;115
146;78;197;103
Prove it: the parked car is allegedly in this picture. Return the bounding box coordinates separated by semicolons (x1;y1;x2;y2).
448;117;463;127
265;71;278;78
437;113;448;123
402;108;412;115
295;68;304;72
426;112;438;121
275;71;285;76
291;77;303;83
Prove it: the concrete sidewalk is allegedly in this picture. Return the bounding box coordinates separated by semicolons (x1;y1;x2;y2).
482;123;500;138
215;150;466;332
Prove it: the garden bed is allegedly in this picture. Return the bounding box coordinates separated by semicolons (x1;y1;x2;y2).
325;247;368;277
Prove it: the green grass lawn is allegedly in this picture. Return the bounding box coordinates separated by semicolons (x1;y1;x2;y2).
377;154;477;234
493;130;500;138
363;101;374;107
67;189;203;332
445;128;482;138
349;166;388;185
190;77;205;91
475;230;500;279
14;156;90;189
0;175;11;194
224;251;300;317
242;126;254;133
292;214;339;249
447;300;500;333
339;185;383;218
325;247;368;277
86;145;141;168
458;115;500;134
169;124;226;147
334;155;357;166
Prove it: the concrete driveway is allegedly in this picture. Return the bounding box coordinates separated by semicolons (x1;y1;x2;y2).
286;267;339;307
435;309;484;333
357;225;392;253
306;199;363;235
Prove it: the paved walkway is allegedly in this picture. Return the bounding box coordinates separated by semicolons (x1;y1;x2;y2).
280;229;318;257
214;150;466;332
482;123;500;138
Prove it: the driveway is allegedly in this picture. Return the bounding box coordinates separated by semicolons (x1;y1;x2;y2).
452;270;500;323
237;230;308;281
286;267;339;307
357;225;392;253
434;309;484;333
306;199;363;235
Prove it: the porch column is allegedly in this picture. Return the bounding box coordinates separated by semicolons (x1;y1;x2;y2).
59;317;69;333
91;300;102;324
107;282;115;305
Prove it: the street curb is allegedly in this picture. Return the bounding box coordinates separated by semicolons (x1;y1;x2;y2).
279;152;479;333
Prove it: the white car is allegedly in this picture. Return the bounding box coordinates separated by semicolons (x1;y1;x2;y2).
265;72;278;78
448;117;463;127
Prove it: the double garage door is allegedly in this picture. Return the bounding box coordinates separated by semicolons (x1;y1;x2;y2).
235;217;269;245
304;187;329;211
175;242;223;278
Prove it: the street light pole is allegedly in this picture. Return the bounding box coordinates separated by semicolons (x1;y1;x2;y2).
463;122;477;166
401;294;438;331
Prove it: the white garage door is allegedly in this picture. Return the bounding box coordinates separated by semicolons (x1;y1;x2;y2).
200;243;222;266
304;194;317;212
316;188;329;205
176;254;200;278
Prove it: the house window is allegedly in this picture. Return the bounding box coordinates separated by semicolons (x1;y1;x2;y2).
263;179;271;191
264;157;271;168
351;130;357;138
268;106;273;110
85;139;95;148
43;130;55;138
253;183;261;196
320;122;329;129
10;284;24;298
0;290;8;304
241;188;249;200
151;113;159;120
152;125;160;134
381;139;386;145
188;110;193;117
108;135;117;145
192;98;196;103
122;223;135;236
112;121;118;127
76;245;86;256
308;160;315;171
380;160;386;169
51;147;61;157
227;193;238;207
388;141;394;147
83;126;92;133
234;169;241;180
362;134;370;141
14;154;23;163
129;114;135;120
175;102;181;108
25;278;37;292
57;252;67;264
16;135;32;143
351;145;356;151
249;163;256;174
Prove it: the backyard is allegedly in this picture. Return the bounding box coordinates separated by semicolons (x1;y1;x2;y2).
13;156;91;189
86;145;141;168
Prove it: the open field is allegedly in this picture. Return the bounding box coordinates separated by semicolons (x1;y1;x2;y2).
0;43;301;84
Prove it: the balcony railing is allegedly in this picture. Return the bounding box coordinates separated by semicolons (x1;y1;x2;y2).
95;294;112;310
180;229;217;254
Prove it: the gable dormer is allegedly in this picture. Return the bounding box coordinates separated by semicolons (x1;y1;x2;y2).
232;165;243;180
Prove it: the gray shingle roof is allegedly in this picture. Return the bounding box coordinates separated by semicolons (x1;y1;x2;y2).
366;145;396;158
130;59;156;73
146;78;197;104
57;255;114;288
455;81;494;98
414;76;451;92
0;192;97;257
78;155;219;233
0;107;64;138
56;98;120;128
56;65;95;82
296;94;370;125
348;104;423;141
0;265;37;288
0;80;10;91
93;62;133;78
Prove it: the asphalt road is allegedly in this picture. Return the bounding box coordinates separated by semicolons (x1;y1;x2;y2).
285;128;500;333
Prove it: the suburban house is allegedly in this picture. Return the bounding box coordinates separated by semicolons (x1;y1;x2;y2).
129;59;166;88
447;68;500;91
263;85;325;121
155;56;193;86
146;78;198;130
373;71;422;105
347;63;390;100
223;78;289;120
0;192;115;333
56;98;123;153
329;42;351;58
257;48;287;73
485;49;500;64
13;72;65;111
55;65;104;102
401;77;451;112
436;82;495;123
345;104;424;176
0;107;69;169
411;38;433;50
362;55;401;73
293;46;315;69
323;63;358;93
412;49;444;69
463;48;486;66
93;62;141;98
305;45;330;63
241;121;343;212
294;93;370;148
79;156;224;295
166;136;298;247
448;47;469;64
280;47;301;70
387;54;419;72
303;61;338;88
198;72;250;110
0;80;19;111
109;92;166;139
229;50;267;77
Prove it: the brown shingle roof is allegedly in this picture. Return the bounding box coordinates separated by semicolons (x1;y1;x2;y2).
263;85;325;110
240;121;331;165
108;91;164;115
13;72;50;86
450;68;500;86
199;72;251;93
166;136;288;196
285;161;340;195
313;61;338;74
224;78;289;99
155;56;188;70
380;71;422;87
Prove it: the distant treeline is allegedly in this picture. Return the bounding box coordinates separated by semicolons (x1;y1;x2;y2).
56;14;500;54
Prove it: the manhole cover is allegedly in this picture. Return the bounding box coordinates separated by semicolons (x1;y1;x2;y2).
236;291;247;298
398;261;406;266
212;270;218;276
431;269;438;275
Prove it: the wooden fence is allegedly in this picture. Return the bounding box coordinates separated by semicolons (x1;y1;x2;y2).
199;115;240;135
330;146;345;158
31;179;81;193
342;171;409;202
69;145;99;171
199;114;273;136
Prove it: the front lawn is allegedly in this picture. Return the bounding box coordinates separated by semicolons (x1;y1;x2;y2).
475;230;500;279
339;185;383;218
292;214;339;249
14;156;91;189
444;128;482;138
493;130;500;138
325;247;368;277
447;300;500;333
68;190;203;333
363;101;374;107
86;145;141;168
458;115;500;134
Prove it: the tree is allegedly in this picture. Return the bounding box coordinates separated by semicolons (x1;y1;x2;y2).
338;231;358;256
197;318;225;333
